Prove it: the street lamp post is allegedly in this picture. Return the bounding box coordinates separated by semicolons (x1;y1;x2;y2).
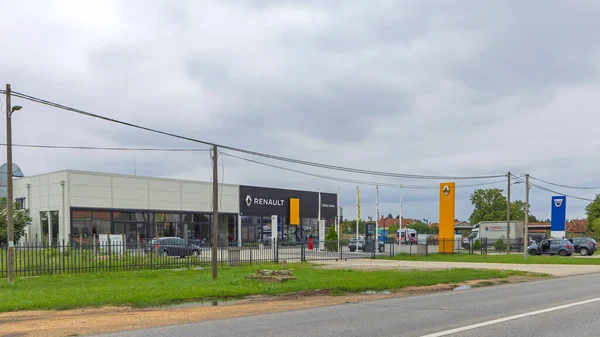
5;83;22;283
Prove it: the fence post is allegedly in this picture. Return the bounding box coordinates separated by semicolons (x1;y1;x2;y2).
301;239;306;262
108;237;112;271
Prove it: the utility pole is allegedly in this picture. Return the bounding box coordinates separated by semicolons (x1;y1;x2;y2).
524;174;530;259
211;145;218;279
506;172;511;255
5;84;15;283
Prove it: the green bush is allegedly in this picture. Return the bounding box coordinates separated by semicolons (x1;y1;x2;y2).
494;238;507;251
473;240;482;250
325;226;338;252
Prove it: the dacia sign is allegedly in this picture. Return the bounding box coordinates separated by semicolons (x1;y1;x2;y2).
551;196;567;236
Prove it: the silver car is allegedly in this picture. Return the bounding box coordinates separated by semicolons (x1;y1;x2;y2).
527;239;574;256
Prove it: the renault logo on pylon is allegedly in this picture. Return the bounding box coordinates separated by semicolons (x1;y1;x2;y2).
443;185;451;196
245;195;252;207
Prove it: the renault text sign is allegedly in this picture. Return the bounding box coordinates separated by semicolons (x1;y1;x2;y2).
551;195;567;238
244;195;285;207
239;185;337;218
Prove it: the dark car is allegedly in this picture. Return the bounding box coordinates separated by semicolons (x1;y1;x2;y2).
527;239;574;256
567;238;597;256
146;237;201;258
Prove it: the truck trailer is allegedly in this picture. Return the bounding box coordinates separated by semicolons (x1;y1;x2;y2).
462;221;524;249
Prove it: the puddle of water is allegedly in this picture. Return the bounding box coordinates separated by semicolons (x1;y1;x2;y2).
165;299;241;309
453;285;472;291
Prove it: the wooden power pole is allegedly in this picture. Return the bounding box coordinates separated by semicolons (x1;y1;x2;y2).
5;84;15;283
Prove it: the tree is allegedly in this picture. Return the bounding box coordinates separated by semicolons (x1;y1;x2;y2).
0;197;32;245
468;188;538;224
585;194;600;232
387;213;393;219
388;224;400;234
325;226;338;252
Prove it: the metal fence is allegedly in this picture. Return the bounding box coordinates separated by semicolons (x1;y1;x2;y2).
0;237;527;277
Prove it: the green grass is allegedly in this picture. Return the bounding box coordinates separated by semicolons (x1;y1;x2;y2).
381;253;600;264
0;263;540;312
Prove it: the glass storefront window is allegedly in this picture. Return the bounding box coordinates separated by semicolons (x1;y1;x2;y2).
113;212;132;222
92;211;111;235
301;218;318;240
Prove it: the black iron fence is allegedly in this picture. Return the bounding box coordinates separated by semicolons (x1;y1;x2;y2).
0;237;529;277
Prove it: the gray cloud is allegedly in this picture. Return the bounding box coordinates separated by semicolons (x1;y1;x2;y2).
2;0;599;223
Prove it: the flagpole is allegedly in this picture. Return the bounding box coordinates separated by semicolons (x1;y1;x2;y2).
337;187;341;252
375;185;379;246
356;186;360;246
400;185;403;228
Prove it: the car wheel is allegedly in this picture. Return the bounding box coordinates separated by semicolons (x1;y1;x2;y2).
528;249;537;255
192;250;200;258
160;250;168;257
559;249;567;256
580;248;589;256
350;248;355;252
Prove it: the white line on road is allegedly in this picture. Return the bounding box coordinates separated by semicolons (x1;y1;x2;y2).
420;296;600;337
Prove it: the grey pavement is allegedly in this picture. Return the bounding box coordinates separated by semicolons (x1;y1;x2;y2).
92;272;600;337
313;258;600;277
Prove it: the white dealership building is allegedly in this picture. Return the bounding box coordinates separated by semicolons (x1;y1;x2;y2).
13;169;338;246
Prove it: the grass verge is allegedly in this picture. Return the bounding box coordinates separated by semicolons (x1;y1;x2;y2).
0;263;542;312
381;253;600;264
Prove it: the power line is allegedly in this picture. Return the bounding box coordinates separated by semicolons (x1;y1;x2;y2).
0;143;210;152
529;176;600;190
5;89;507;180
511;175;595;202
222;151;507;189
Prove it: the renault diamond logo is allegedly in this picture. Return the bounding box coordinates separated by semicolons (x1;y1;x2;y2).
443;185;450;196
245;195;252;207
554;199;563;208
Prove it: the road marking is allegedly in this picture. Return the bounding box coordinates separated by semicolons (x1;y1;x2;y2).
419;296;600;337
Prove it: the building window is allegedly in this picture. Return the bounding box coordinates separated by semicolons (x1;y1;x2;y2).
15;198;25;209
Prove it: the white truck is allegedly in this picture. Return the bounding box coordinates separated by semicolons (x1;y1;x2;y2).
463;221;524;249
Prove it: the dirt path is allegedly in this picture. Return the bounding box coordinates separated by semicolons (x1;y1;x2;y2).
0;276;535;337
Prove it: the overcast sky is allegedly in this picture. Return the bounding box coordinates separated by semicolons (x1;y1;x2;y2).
2;0;599;223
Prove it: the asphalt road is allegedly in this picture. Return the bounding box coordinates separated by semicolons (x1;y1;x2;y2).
93;272;600;337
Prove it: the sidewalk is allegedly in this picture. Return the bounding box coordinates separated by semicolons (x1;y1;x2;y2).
313;259;600;277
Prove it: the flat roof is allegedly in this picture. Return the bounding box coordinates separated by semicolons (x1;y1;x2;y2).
13;169;337;194
14;169;239;188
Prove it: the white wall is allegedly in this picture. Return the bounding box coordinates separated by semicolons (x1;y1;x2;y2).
13;170;240;242
67;171;239;213
14;171;69;242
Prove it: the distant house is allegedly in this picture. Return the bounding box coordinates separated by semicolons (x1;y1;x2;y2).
377;217;416;228
567;219;588;233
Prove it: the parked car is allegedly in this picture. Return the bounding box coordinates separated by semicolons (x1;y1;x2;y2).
145;237;201;258
348;236;365;252
348;236;384;253
527;239;574;256
567;238;597;256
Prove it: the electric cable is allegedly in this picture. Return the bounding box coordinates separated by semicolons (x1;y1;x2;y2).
529;176;600;190
0;143;210;152
511;175;595;202
5;89;507;180
222;151;506;189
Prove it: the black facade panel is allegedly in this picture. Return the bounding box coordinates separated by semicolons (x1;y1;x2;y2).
239;185;337;218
